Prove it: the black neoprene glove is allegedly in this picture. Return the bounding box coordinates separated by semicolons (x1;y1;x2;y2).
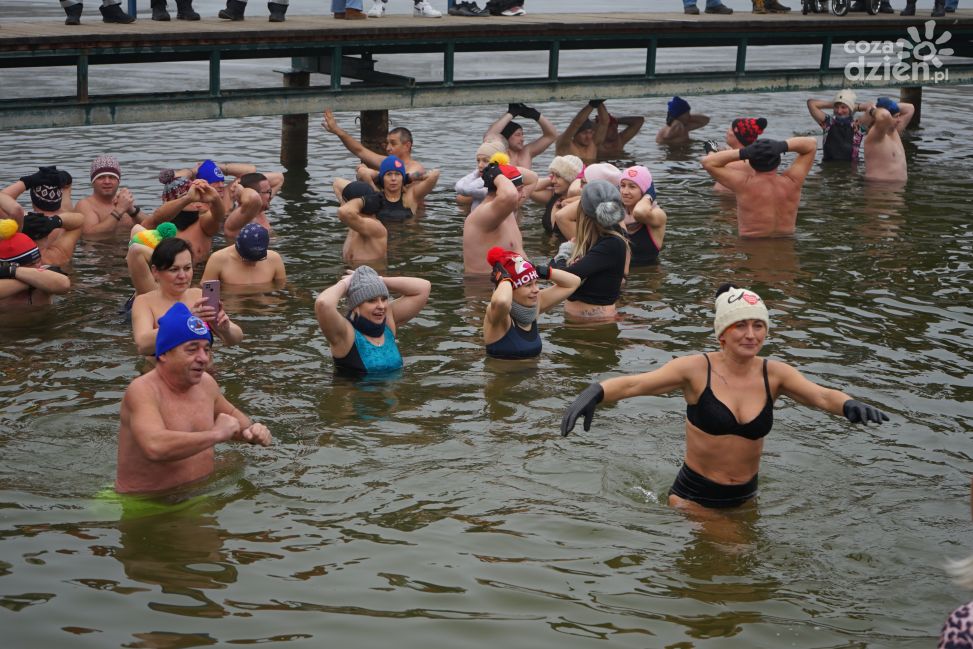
534;263;551;280
842;399;889;425
740;139;788;161
703;140;720;155
0;261;18;280
520;105;541;121
561;382;605;436
490;260;512;287
507;103;523;117
588;99;605;108
481;162;503;193
19;169;48;190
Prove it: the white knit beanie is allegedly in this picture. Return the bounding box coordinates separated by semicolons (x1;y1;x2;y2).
548;155;583;182
713;286;770;337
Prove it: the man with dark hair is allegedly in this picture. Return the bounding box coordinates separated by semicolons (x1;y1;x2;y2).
702;136;817;238
322;109;427;180
223;172;278;239
483;103;557;170
76;155;144;236
555;101;610;163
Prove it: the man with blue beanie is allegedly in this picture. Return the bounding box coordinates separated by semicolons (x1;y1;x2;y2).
656;96;711;145
116;302;271;494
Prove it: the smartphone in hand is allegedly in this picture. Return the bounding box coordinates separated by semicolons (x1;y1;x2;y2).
201;279;221;312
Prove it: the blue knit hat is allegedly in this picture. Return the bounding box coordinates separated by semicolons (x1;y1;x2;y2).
155;302;212;358
666;96;691;123
196;159;225;184
377;156;409;188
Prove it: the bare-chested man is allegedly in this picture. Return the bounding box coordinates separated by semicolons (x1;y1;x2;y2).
555;100;610;163
3;166;85;266
704;117;767;194
334;181;388;265
223;172;284;240
131;238;243;357
595;110;645;159
116;301;270;495
701;137;817;238
141;171;226;263
483;103;557;170
76;155;145;236
322;109;426;183
201;223;286;287
463;162;538;274
858;99;912;183
0;193;25;228
656;96;710;145
0;228;71;307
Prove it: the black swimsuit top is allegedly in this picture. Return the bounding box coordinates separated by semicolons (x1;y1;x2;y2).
362;192;413;223
686;354;774;441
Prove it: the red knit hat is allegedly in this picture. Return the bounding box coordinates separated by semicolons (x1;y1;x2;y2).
486;247;538;288
0;232;42;265
731;117;767;146
499;164;523;187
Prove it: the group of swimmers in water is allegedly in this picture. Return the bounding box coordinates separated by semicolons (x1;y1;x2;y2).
0;91;897;512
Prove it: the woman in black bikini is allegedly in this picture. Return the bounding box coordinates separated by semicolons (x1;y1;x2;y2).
561;283;889;511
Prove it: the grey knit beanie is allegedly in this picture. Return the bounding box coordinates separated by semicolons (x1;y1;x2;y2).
581;179;625;228
346;265;389;310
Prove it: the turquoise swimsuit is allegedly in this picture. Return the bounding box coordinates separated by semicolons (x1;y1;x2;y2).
334;325;403;374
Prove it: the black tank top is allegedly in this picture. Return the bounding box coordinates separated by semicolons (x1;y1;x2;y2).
686;354;774;441
822;116;854;162
486;320;541;359
542;193;564;238
363;193;413;223
625;223;660;266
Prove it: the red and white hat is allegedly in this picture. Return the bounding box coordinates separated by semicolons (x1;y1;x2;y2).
486;247;538;288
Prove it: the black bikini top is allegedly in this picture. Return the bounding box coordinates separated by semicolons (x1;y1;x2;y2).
686;354;774;441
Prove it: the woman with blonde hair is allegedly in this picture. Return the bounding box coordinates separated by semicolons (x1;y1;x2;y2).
551;179;629;322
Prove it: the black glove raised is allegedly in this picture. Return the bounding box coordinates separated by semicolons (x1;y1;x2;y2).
561;382;605;437
0;261;19;280
22;213;62;241
534;263;551;280
520;104;541;121
703;140;720;155
507;103;523;117
588;99;605;108
19;167;53;190
490;260;512;287
842;399;889;425
481;162;503;193
56;169;73;188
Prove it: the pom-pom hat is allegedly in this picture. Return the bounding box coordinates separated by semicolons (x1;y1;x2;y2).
731;118;767;147
581;180;625;228
713;286;770;337
159;169;192;202
486;247;538;288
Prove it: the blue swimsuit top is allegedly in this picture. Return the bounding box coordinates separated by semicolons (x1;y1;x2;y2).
486;320;541;360
686;354;774;441
333;325;403;374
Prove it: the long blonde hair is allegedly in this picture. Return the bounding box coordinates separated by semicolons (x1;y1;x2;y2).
568;201;629;264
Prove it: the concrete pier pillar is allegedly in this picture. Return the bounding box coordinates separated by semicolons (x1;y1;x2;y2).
361;110;389;156
280;71;311;169
900;86;922;129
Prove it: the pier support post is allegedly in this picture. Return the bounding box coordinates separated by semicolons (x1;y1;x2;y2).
361;110;389;156
280;71;310;170
900;87;922;129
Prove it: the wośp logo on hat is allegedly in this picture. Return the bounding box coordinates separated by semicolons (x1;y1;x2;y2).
187;315;209;336
844;20;953;84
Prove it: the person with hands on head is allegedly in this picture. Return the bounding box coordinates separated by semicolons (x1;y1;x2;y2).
807;89;867;163
873;96;915;135
314;265;431;375
483;246;580;359
858;102;910;183
595;109;645;159
463;157;532;274
201;223;286;288
3;166;86;267
561;283;889;511
531;154;583;238
455;138;507;213
139;170;226;262
618;165;666;267
484;102;558;171
335;181;388;264
555;100;610;163
551;179;630;322
656;96;710;145
222;172;281;240
702;136;817;238
704;117;766;193
116;301;270;495
131;238;243;358
336;155;439;223
0;220;71;308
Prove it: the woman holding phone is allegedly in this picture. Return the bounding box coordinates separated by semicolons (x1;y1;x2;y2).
131;238;244;357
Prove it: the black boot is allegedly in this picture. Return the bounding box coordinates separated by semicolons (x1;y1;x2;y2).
176;0;200;20
151;0;171;21
932;0;945;16
268;2;287;21
100;3;136;23
849;0;866;10
219;0;247;20
63;2;83;25
878;0;893;12
901;0;915;15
